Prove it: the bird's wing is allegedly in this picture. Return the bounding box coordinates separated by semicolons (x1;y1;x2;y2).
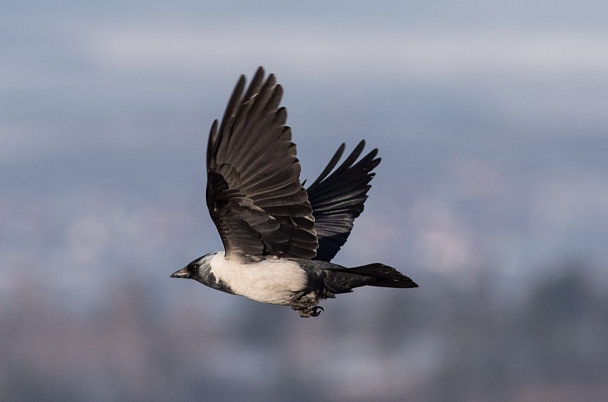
306;140;380;262
206;67;318;260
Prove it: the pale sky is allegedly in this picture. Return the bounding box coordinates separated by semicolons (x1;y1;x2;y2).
2;1;608;304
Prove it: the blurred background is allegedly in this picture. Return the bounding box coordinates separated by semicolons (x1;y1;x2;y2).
2;1;608;401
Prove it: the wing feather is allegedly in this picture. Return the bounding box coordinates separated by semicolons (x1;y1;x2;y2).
307;140;381;261
206;67;318;260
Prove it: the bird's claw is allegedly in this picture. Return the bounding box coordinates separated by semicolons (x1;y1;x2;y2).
297;305;324;318
291;293;323;318
310;306;324;317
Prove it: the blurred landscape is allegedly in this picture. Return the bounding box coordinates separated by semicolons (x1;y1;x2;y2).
2;262;608;401
2;1;608;401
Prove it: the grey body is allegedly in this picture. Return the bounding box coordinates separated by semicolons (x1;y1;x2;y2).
171;67;417;317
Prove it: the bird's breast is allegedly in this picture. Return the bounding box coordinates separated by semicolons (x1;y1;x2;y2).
208;252;308;305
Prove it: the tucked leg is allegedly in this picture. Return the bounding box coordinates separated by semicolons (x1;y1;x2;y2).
290;292;323;318
296;305;324;318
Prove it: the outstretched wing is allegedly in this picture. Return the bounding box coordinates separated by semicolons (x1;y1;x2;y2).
306;141;380;262
206;67;318;260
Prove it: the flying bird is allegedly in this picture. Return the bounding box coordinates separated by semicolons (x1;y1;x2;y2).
171;67;417;317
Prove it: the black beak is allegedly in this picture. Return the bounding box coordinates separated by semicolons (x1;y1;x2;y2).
170;267;190;278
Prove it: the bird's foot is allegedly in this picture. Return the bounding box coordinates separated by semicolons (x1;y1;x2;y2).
297;306;324;318
290;292;323;318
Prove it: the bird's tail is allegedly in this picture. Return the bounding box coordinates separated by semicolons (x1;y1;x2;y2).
345;263;418;288
324;263;418;294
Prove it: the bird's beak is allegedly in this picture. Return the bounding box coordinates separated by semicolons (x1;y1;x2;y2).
170;267;190;279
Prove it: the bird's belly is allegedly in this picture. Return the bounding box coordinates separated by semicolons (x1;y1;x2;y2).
210;253;307;305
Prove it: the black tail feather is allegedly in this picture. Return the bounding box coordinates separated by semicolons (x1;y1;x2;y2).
343;263;418;288
323;263;418;294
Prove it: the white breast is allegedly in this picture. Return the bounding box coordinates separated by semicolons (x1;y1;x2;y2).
208;252;307;305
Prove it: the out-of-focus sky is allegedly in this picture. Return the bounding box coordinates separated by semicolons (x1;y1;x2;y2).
2;1;607;304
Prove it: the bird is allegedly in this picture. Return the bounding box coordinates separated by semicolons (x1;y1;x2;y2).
171;67;418;317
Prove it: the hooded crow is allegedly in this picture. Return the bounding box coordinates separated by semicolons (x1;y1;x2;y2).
171;67;417;317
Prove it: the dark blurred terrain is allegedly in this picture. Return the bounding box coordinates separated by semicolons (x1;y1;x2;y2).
2;260;607;402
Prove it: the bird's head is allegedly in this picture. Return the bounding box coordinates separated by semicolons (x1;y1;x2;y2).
170;253;216;283
170;262;196;280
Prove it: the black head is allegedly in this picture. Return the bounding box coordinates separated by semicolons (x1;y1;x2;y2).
170;258;203;280
170;252;217;284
